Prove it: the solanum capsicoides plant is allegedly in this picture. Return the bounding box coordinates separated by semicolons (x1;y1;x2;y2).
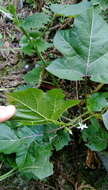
0;88;80;180
1;0;108;182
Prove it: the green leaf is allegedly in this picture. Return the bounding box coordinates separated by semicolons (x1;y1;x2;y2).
21;13;50;31
7;88;80;125
8;4;17;16
15;125;53;179
103;111;108;130
20;35;34;55
50;1;91;17
47;8;108;83
0;121;72;179
17;143;53;179
0;123;70;179
0;124;20;154
0;123;54;179
82;118;108;151
16;126;43;168
53;130;70;151
20;35;51;55
23;66;43;86
34;38;51;53
16;124;57;179
87;93;108;112
16;124;58;168
0;124;37;154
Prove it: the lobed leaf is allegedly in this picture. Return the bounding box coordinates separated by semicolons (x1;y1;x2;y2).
7;88;80;125
47;8;108;83
0;123;58;179
17;143;53;179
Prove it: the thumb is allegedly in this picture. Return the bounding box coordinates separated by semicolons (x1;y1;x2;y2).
0;105;16;122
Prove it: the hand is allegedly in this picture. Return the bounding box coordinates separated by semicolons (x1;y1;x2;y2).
0;105;16;122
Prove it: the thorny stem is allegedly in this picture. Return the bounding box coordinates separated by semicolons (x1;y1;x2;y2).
47;111;95;133
65;113;94;127
48;113;95;134
44;110;90;128
62;111;90;124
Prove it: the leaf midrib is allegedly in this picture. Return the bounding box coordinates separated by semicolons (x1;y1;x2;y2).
86;9;94;75
8;94;49;122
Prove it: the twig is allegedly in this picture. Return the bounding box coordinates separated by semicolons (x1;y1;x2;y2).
93;83;104;93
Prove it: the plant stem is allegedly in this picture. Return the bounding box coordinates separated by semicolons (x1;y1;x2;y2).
69;111;89;124
50;113;95;134
61;111;90;126
0;167;17;181
93;83;104;93
37;50;47;65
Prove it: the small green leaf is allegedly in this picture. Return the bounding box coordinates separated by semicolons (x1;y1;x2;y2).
20;35;34;55
23;66;43;86
53;130;70;151
20;35;51;55
34;38;51;53
87;93;108;112
50;1;91;17
7;88;80;125
21;13;50;31
103;111;108;130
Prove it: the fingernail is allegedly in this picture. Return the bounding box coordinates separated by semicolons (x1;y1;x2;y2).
6;105;16;115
